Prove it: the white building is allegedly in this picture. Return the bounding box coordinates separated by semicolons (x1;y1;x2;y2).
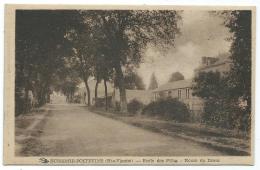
152;79;204;121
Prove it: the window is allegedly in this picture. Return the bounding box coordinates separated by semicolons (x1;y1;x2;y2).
178;89;182;99
186;88;190;99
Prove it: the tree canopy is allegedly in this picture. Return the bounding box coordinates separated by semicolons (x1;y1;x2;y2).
225;11;252;113
15;10;83;114
168;72;185;82
70;10;181;112
148;73;158;90
124;71;146;90
15;10;181;114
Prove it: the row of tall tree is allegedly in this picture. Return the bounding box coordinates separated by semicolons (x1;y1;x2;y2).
15;10;83;115
62;10;181;112
15;10;181;114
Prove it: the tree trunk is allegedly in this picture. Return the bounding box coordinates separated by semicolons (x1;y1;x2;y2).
104;79;108;111
39;86;46;106
38;81;49;106
24;88;29;114
94;80;99;106
83;79;91;106
70;91;73;103
115;65;127;113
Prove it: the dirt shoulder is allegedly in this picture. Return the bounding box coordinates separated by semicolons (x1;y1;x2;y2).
90;108;250;156
15;105;52;156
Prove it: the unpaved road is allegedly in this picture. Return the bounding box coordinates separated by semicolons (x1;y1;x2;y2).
17;104;224;156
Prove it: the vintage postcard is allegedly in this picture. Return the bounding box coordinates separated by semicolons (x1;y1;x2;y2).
4;4;255;165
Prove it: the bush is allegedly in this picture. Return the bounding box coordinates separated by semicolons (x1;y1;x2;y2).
142;98;190;122
127;99;144;114
202;98;250;131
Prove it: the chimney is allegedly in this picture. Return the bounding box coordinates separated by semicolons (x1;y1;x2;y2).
201;56;218;66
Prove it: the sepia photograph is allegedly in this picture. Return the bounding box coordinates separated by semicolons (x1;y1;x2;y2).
3;5;255;165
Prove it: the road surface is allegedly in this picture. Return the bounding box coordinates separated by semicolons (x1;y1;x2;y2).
17;104;224;156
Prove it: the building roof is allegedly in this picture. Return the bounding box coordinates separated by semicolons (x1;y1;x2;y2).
211;53;231;65
153;79;193;92
195;53;231;72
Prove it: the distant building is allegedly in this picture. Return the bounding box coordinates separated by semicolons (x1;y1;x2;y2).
152;53;232;121
194;53;232;76
152;79;204;121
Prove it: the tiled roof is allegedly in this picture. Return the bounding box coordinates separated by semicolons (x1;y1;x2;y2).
195;53;231;71
153;79;193;92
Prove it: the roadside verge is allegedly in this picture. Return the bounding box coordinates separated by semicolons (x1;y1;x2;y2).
15;105;51;156
90;108;250;156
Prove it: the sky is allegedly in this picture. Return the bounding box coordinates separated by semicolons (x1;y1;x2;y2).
137;10;232;88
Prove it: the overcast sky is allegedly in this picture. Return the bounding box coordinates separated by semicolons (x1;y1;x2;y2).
137;10;232;88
